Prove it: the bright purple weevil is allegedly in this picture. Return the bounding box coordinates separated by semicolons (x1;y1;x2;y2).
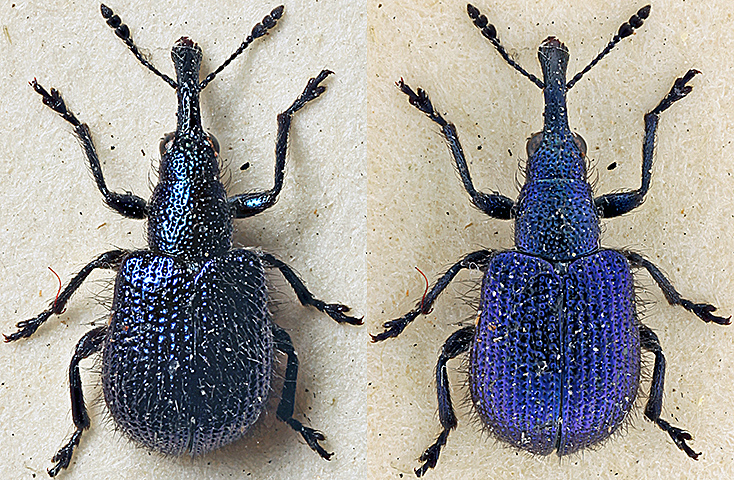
373;4;729;476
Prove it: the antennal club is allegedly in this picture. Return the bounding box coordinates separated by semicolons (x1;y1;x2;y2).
100;4;178;88
467;4;545;89
566;5;651;90
198;5;284;90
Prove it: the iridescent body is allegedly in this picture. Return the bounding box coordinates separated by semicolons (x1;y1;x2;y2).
375;5;728;477
6;5;360;476
100;38;263;454
469;38;640;455
472;251;638;454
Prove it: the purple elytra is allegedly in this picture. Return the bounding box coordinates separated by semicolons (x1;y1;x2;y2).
375;5;728;477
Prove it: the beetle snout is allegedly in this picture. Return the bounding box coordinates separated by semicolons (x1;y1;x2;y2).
538;36;570;86
539;36;570;63
172;36;203;71
174;36;200;52
540;36;567;52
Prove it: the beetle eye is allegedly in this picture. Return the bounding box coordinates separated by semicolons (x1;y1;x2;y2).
573;133;587;156
159;132;175;155
206;132;220;154
526;132;543;157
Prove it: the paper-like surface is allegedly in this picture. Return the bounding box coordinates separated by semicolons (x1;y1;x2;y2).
1;1;732;479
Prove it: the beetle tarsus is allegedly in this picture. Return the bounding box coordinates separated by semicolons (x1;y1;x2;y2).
273;325;336;460
18;5;358;474
625;251;729;327
323;304;364;325
397;80;447;127
375;250;492;341
288;419;333;460
4;312;51;342
260;252;358;326
657;419;700;460
31;78;149;218
400;81;516;219
46;327;106;476
285;69;334;115
681;300;731;325
651;69;700;115
414;327;473;475
390;4;726;474
30;79;81;127
4;251;126;342
48;429;82;477
415;429;449;477
371;313;416;342
229;70;334;218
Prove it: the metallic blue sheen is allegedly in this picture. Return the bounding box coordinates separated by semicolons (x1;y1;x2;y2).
104;39;263;456
471;250;639;455
514;180;599;261
9;7;354;475
382;8;722;475
146;43;233;263
514;40;599;261
104;249;271;455
472;39;639;455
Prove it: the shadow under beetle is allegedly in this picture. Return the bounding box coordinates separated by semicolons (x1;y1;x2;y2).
5;4;361;477
373;4;729;476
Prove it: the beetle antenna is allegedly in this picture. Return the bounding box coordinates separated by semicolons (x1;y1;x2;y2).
100;4;178;89
199;5;284;90
467;4;545;89
566;5;651;90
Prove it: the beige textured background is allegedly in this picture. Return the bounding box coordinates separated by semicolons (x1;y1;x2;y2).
1;1;733;479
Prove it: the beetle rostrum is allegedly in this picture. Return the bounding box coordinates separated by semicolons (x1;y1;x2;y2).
373;4;729;477
5;4;361;477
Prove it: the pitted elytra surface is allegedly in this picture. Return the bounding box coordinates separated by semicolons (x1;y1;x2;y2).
5;4;360;477
471;250;639;455
103;250;272;456
374;4;729;477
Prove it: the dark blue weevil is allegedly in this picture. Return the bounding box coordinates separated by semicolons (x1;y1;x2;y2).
5;4;361;477
373;4;729;476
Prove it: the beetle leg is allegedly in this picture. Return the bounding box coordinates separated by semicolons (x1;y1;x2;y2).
48;326;107;477
229;70;333;218
639;324;700;460
372;250;493;342
624;251;730;325
416;326;475;477
397;80;515;219
30;81;148;219
260;252;362;325
595;70;700;218
4;250;127;342
272;324;332;460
